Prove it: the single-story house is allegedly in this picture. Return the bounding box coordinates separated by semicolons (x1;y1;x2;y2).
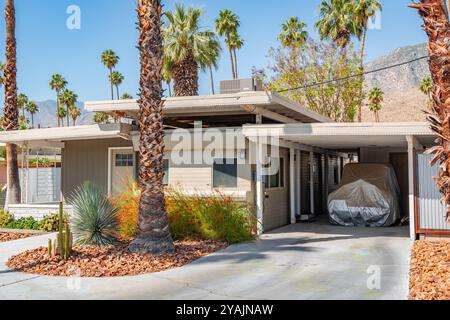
0;79;448;239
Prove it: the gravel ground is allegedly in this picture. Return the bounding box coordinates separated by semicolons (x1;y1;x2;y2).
7;240;228;277
409;240;450;300
0;232;37;243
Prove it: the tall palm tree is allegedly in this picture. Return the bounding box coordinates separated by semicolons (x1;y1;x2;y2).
70;106;81;126
367;87;383;122
93;112;109;124
315;0;361;49
410;0;450;221
49;74;68;127
227;31;244;79
59;89;77;127
129;0;174;254
121;93;133;100
16;93;28;119
3;0;21;208
199;31;221;95
101;50;119;100
164;4;220;97
110;71;124;99
162;55;174;97
354;0;382;122
215;9;240;79
278;17;309;48
25;101;39;128
419;76;434;111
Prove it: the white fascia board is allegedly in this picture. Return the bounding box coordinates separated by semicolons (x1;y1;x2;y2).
242;122;433;138
0;124;130;144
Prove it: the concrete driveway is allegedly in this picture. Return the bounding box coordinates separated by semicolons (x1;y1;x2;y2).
0;219;411;300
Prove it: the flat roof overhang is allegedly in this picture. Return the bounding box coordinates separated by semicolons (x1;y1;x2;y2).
0;123;132;148
85;91;332;124
242;122;435;150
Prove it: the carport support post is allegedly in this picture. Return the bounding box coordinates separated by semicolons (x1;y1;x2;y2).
290;148;296;224
296;149;301;217
407;136;419;240
310;151;315;215
256;140;264;235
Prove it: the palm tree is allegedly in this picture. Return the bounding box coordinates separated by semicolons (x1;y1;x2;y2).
315;0;361;49
353;0;382;122
367;87;383;122
16;93;28;119
227;31;244;78
110;71;124;100
129;0;174;254
162;55;174;97
278;17;309;48
3;0;21;208
93;112;109;124
199;31;221;95
57;106;67;126
215;9;240;79
419;76;434;111
70;106;81;126
101;50;119;100
164;4;220;97
59;89;77;127
0;61;4;85
410;0;450;221
121;93;133;100
25;101;39;128
49;74;68;127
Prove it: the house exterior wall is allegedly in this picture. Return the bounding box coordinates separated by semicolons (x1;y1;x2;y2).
62;138;132;199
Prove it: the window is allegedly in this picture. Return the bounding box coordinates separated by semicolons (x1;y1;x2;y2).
163;159;169;186
264;157;284;189
115;153;133;167
213;158;238;188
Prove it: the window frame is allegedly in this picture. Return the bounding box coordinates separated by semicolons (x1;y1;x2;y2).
212;157;238;189
264;157;285;190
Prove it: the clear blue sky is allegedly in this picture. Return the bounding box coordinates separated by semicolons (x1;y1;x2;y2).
0;0;427;103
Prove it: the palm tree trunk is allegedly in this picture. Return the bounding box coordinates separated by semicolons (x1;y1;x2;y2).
167;81;172;97
129;0;174;254
410;0;450;221
173;54;199;96
116;85;120;100
3;0;21;208
109;67;114;100
209;65;215;95
56;91;60;127
357;28;367;123
66;105;70;127
233;47;238;79
31;113;34;128
227;36;236;79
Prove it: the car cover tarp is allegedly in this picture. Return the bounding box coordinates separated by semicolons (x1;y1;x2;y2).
328;163;400;227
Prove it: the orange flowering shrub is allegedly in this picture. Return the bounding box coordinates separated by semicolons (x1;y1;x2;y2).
111;180;257;243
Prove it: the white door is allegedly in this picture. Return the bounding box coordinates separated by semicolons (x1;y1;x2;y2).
110;149;135;195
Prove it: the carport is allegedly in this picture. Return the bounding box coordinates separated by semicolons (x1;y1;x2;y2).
243;122;449;239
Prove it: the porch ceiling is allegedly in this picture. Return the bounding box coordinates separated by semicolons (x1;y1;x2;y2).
242;122;435;150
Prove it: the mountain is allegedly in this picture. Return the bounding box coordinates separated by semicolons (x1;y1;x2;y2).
361;43;430;122
30;100;94;128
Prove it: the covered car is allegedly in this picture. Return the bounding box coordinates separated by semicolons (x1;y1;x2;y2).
328;163;400;227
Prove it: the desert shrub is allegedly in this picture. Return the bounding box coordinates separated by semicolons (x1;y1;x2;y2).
0;210;13;228
38;212;68;232
69;182;119;246
110;180;139;240
6;217;40;230
112;180;257;243
166;190;257;243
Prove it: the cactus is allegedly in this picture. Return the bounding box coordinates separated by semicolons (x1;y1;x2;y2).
48;202;73;260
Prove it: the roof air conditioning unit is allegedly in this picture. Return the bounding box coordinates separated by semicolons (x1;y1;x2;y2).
219;78;263;94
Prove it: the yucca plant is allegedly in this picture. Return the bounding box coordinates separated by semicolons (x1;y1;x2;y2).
69;182;119;246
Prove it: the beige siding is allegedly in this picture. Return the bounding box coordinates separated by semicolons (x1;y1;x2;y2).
62;138;132;198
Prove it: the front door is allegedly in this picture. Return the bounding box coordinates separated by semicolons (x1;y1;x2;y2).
110;149;135;195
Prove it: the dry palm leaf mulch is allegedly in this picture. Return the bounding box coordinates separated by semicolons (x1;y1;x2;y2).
7;240;227;277
409;240;450;300
0;232;37;243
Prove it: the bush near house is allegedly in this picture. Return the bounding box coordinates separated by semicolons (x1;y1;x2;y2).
0;210;65;232
110;182;258;244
